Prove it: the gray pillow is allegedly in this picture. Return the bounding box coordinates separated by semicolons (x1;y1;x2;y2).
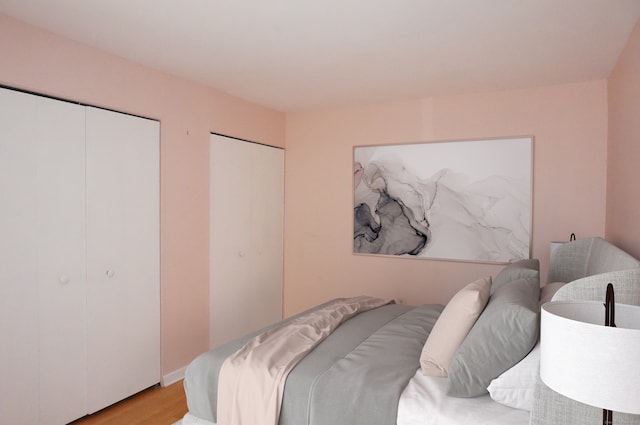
446;276;540;397
492;259;539;293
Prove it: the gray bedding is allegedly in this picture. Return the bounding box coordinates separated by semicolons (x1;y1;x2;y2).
184;301;443;425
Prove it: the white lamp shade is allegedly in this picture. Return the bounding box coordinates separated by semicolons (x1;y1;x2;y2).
540;301;640;414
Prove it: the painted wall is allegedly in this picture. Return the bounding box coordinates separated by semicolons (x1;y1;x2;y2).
0;14;285;377
606;19;640;257
284;81;608;315
0;11;625;378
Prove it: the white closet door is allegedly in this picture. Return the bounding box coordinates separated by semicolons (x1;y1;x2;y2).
209;134;284;349
35;97;88;424
0;88;40;425
85;107;160;413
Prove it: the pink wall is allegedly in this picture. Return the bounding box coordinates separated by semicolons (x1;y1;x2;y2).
0;14;285;376
2;11;628;378
284;81;608;315
607;19;640;257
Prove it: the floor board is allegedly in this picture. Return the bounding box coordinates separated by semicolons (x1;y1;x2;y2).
69;380;187;425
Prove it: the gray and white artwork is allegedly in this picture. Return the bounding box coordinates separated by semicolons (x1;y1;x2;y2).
353;137;532;263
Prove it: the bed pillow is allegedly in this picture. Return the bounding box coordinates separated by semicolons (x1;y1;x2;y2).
420;276;492;377
446;276;540;398
492;259;539;293
487;343;540;411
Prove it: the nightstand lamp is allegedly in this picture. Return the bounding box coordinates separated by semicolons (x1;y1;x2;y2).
540;284;640;425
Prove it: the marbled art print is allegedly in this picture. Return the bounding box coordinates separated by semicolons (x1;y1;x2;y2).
353;137;532;263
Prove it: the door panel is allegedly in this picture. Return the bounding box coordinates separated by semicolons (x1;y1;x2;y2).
209;134;283;349
35;96;88;424
0;87;40;425
85;107;160;413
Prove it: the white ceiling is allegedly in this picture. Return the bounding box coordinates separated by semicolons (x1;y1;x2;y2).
2;0;640;112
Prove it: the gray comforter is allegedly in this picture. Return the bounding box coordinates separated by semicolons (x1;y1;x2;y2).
184;301;443;425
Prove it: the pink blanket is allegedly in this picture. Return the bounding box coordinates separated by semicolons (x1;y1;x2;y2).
216;295;390;425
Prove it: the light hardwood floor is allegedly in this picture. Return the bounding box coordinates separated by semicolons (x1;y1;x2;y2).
69;380;187;425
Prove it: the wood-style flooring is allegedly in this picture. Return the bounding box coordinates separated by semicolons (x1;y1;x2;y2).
69;380;187;425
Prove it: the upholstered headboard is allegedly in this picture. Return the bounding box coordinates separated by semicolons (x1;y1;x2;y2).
531;237;640;425
547;236;640;284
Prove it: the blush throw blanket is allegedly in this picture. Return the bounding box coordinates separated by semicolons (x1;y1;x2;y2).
216;296;390;425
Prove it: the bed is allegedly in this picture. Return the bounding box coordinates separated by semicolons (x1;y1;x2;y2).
181;237;640;425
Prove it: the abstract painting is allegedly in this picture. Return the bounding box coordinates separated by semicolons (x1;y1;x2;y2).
353;137;532;263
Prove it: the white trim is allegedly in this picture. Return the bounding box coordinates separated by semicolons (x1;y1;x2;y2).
161;366;186;387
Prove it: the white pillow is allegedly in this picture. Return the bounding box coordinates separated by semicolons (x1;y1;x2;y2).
420;276;492;376
487;343;540;411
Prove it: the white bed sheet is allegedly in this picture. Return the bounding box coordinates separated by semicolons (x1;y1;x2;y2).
398;371;530;425
182;370;530;425
182;412;215;425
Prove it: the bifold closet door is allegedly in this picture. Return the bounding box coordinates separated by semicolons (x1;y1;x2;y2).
0;88;160;424
0;88;40;424
35;97;88;424
0;89;87;425
85;107;160;413
209;134;284;349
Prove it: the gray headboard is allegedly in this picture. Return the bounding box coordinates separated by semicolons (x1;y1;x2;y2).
547;236;640;284
531;237;640;425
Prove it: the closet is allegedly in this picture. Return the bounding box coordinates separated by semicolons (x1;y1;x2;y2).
0;87;160;425
209;134;284;349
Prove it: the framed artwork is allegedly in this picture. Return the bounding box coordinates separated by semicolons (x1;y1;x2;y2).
353;136;533;263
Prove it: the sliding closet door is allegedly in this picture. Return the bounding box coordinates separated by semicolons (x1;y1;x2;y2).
85;107;160;413
35;97;88;424
0;88;40;424
209;134;284;348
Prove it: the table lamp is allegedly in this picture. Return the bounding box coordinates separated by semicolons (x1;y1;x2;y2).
540;284;640;425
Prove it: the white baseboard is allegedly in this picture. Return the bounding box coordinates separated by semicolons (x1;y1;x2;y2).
162;366;186;387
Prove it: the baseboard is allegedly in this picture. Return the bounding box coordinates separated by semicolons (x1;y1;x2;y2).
162;366;186;387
